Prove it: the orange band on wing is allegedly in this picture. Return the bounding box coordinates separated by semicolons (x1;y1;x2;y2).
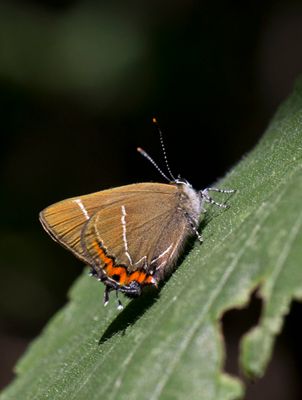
93;240;155;286
105;263;127;285
93;240;114;267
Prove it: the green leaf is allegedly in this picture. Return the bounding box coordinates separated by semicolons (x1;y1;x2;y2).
2;80;302;400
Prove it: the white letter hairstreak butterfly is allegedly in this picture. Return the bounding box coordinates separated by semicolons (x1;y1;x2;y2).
39;118;235;309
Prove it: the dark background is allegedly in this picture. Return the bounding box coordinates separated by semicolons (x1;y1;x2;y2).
1;1;302;398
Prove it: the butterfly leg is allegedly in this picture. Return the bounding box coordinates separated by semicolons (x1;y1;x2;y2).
103;286;112;306
206;187;236;194
183;210;203;242
201;187;236;208
115;291;124;310
191;225;203;243
88;268;97;277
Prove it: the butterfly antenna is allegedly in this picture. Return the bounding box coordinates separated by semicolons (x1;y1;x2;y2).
152;117;176;181
137;147;170;182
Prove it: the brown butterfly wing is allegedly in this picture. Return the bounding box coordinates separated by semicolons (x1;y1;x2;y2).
81;184;191;279
39;183;184;271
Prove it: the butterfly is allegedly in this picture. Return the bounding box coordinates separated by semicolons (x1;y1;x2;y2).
40;120;235;309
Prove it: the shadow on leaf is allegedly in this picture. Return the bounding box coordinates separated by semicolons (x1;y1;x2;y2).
98;287;160;344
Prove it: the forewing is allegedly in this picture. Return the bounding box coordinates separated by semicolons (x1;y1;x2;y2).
82;186;190;277
39;183;178;265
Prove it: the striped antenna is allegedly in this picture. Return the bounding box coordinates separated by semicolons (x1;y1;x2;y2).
137;147;170;182
152;117;176;181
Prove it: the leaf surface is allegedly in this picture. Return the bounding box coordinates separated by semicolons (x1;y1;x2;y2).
2;81;302;400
